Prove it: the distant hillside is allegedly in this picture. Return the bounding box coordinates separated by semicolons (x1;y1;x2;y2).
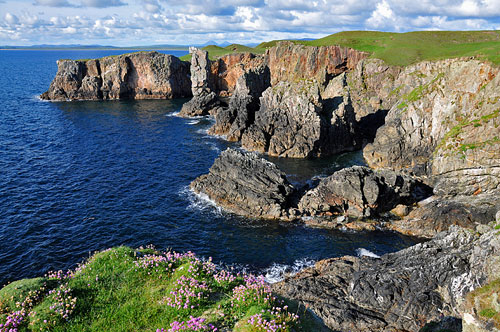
181;30;500;66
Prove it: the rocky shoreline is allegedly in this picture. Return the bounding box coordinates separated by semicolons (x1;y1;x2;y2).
41;43;500;331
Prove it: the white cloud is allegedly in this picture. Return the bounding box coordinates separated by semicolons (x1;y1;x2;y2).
0;0;499;46
4;12;18;25
366;0;400;30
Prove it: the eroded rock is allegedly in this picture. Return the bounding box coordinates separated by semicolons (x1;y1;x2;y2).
241;80;359;158
273;225;500;332
298;165;430;218
41;52;191;101
190;148;295;219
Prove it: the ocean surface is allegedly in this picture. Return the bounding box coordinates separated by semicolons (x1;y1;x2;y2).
0;50;420;287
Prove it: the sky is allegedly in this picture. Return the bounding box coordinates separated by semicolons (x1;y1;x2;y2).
0;0;499;46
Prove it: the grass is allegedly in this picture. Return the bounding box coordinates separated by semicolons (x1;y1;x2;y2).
0;247;323;332
186;31;500;66
466;278;500;328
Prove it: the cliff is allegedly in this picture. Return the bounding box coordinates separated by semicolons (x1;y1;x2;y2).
41;51;191;101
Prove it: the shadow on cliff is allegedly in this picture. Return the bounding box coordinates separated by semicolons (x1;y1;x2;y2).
357;108;389;146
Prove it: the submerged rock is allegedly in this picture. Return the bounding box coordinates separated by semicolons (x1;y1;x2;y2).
190;148;295;219
298;165;430;218
41;51;191;101
273;225;500;332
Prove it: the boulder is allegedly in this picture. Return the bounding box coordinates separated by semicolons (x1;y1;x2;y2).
298;166;430;218
190;148;295;219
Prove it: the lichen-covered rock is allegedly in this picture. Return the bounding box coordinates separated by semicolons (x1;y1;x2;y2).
190;148;295;219
363;59;500;195
41;52;191;101
273;225;500;332
298;165;430;218
241;80;359;158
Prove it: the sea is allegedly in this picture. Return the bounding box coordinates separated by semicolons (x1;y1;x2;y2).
0;49;420;287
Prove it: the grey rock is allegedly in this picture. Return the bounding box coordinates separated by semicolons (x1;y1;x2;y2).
273;226;500;332
390;193;500;238
179;48;220;117
209;64;271;141
190;148;295;219
241;80;359;158
298;166;430;218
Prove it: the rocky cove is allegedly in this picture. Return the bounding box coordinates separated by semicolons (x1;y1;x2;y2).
37;43;500;331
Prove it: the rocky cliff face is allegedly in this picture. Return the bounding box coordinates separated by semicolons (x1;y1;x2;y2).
363;59;500;192
41;51;191;101
266;42;369;86
240;80;359;158
273;224;500;332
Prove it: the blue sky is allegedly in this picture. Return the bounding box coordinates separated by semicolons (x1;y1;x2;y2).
1;0;499;46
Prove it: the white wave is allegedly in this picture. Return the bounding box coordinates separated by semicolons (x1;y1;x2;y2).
196;128;209;135
182;186;223;216
356;248;380;259
188;119;201;125
264;258;316;284
35;94;49;102
207;142;220;153
166;111;180;117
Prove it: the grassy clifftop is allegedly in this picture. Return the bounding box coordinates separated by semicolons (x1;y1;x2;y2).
0;247;321;332
186;30;500;66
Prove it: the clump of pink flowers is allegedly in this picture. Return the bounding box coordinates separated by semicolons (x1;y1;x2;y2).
156;316;217;331
161;276;209;310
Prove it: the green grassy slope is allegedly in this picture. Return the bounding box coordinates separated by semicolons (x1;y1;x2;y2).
180;44;265;61
188;31;500;66
0;247;323;332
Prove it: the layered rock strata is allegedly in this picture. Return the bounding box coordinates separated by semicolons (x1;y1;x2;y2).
41;51;191;101
190;148;295;220
191;149;432;223
298;165;430;218
363;59;500;194
273;225;500;332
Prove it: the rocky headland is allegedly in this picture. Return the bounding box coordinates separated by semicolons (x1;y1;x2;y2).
41;41;500;331
41;51;191;101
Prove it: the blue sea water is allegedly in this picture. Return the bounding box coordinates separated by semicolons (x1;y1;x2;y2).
0;50;419;287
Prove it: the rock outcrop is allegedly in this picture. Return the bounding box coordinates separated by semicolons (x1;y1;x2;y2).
389;194;500;238
179;49;220;117
190;148;295;219
208;64;271;141
240;80;359;158
273;225;500;332
41;51;191;101
363;59;500;194
266;42;369;86
298;166;430;218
